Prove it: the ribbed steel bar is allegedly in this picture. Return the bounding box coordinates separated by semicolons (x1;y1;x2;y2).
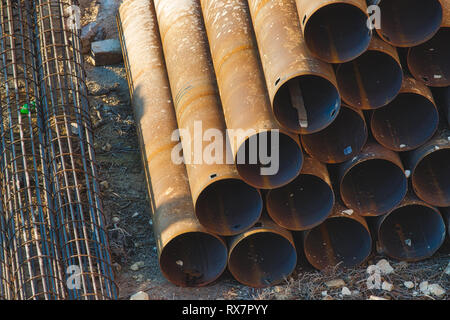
34;0;117;299
0;199;12;299
0;0;65;299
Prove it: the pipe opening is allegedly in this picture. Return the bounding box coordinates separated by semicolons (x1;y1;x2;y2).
228;232;297;287
159;232;227;287
266;174;334;230
379;204;445;261
408;28;450;87
304;217;372;270
301;106;367;163
341;159;407;215
195;179;262;235
273;75;340;134
236;132;303;189
379;0;443;46
303;3;371;63
371;93;439;151
336;51;402;109
413;148;450;207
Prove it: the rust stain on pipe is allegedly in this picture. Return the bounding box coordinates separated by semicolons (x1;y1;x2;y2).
371;77;439;152
228;217;297;288
296;0;371;63
375;193;446;262
301;104;368;164
302;201;372;270
266;157;334;231
153;0;262;236
200;0;303;189
118;0;227;287
338;142;408;216
336;36;403;110
248;0;341;134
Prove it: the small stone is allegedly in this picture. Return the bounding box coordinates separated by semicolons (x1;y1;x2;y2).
369;295;388;300
412;291;418;296
132;212;140;218
444;262;450;275
91;39;123;66
321;291;328;297
419;281;429;294
376;259;394;275
325;279;346;288
382;281;394;292
130;261;145;271
367;273;381;290
367;265;381;275
322;295;334;301
100;181;109;189
130;291;149;300
428;284;445;297
404;281;414;289
102;143;112;152
112;216;120;224
342;209;354;215
341;287;352;296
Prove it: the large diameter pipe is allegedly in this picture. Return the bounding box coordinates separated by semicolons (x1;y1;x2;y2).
375;194;446;262
301;104;368;164
335;36;403;110
371;77;439;152
296;0;371;63
408;1;450;87
376;0;443;47
338;142;408;216
405;129;450;207
266;157;334;231
248;0;341;134
228;217;297;288
153;0;262;236
302;202;372;270
117;0;227;287
200;0;303;189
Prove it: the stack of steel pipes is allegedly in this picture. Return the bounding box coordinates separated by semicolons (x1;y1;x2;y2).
118;0;449;288
0;0;117;299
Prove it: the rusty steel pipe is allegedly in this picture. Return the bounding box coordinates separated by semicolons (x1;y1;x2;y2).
376;0;443;47
153;0;262;236
117;0;228;287
336;36;403;110
248;0;341;134
266;157;334;231
200;0;303;189
296;0;371;63
228;217;297;288
338;142;408;216
301;104;368;164
371;77;439;152
375;194;446;262
405;129;450;208
302;201;372;270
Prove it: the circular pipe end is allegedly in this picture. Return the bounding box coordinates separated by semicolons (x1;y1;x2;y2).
195;178;262;236
159;232;227;287
266;174;334;231
236;131;303;189
303;3;371;63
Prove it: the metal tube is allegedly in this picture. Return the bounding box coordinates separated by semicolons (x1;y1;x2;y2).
335;36;403;110
302;201;372;270
296;0;371;63
371;77;439;152
153;0;262;236
117;0;228;287
200;0;303;189
301;104;367;164
247;0;341;134
405;129;450;207
227;217;297;288
338;142;408;216
266;157;334;231
376;0;443;47
375;193;446;262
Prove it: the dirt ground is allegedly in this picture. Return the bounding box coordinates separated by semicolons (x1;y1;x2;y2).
80;0;449;300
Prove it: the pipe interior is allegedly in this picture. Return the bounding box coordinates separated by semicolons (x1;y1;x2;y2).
195;178;262;235
228;231;297;287
273;75;340;133
301;106;367;164
379;0;443;46
304;217;372;270
266;174;334;230
303;3;371;62
336;50;403;109
371;93;439;151
341;159;407;215
413;148;450;207
160;232;227;287
379;204;445;261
